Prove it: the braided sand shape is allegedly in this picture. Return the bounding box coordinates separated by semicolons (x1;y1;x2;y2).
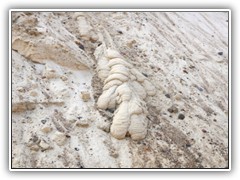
97;49;156;140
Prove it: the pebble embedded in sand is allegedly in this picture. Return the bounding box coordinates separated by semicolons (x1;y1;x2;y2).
80;91;91;102
168;105;178;113
29;144;40;151
76;119;89;127
178;113;185;120
165;94;171;98
39;140;50;150
41;126;52;133
52;131;67;146
30;91;38;97
60;75;68;81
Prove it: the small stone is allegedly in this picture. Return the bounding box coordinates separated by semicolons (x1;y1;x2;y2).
178;114;185;120
66;134;71;138
167;108;173;113
125;132;131;137
186;143;191;148
167;105;178;113
39;140;50;150
21;119;27;123
80;91;91;102
202;129;207;133
160;143;169;153
165;94;171;98
53;131;67;146
27;117;33;124
30;91;38;97
41;119;47;124
60;75;68;81
78;44;85;50
69;119;77;124
44;67;58;79
110;152;119;158
117;30;123;34
197;87;204;92
26;103;36;111
126;40;136;48
218;52;223;56
175;94;181;101
30;144;40;151
75;147;79;151
17;86;25;92
32;135;39;143
41;126;52;133
76;119;89;127
183;70;188;74
142;73;148;77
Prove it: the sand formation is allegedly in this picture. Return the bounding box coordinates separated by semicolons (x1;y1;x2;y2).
96;49;156;140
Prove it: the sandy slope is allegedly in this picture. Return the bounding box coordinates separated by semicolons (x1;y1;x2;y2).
11;11;228;168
